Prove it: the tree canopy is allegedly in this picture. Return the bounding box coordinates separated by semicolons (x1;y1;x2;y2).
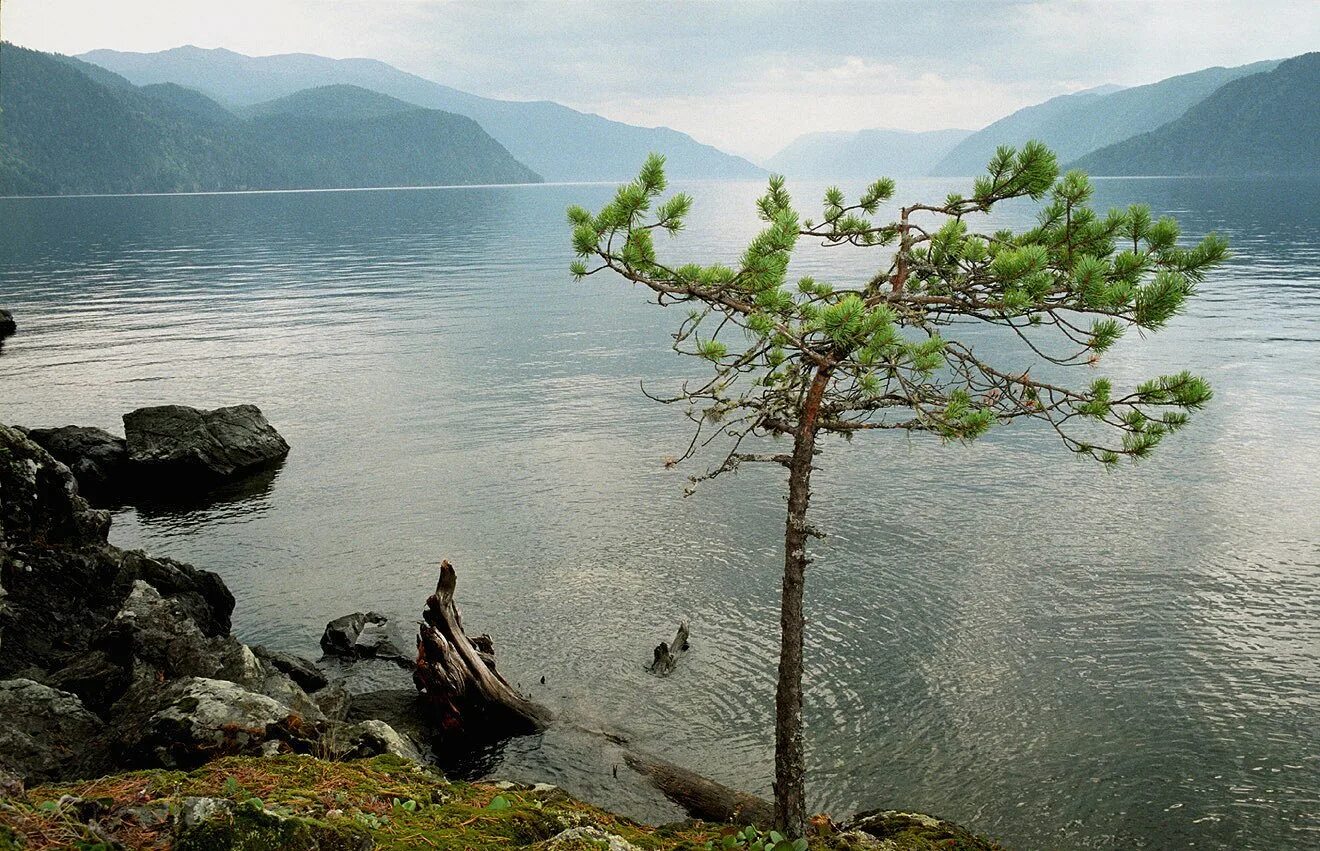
568;143;1226;837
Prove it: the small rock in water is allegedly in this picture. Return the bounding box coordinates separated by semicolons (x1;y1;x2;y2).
0;309;15;340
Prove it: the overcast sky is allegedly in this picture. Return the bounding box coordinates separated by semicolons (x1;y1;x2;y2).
7;0;1318;160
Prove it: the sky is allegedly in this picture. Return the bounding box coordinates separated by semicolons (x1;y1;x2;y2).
6;0;1319;161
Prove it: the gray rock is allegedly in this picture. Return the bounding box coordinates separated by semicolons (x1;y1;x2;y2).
0;678;106;783
24;426;127;502
116;676;312;769
312;681;351;721
545;826;643;851
320;611;410;666
123;404;289;484
116;549;234;637
0;423;110;549
337;719;423;762
353;618;410;663
251;645;328;692
177;796;233;830
320;611;384;656
344;688;429;743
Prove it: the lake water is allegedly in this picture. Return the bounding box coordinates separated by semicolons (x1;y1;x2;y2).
1;177;1317;850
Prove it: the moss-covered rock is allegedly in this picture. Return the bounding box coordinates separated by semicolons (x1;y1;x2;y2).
174;796;372;850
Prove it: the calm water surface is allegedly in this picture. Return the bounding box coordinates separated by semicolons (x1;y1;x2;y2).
1;178;1317;849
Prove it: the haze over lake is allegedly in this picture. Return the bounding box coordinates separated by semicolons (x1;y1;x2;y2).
2;176;1317;849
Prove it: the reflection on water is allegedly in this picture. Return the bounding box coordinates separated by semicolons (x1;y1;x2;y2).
1;177;1317;850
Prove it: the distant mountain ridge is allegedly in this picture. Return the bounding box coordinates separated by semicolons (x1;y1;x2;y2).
931;60;1281;175
0;44;541;196
1071;52;1320;176
765;128;973;179
79;46;766;182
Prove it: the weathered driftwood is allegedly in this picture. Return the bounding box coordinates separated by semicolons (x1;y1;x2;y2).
624;749;774;827
413;560;554;739
646;621;690;675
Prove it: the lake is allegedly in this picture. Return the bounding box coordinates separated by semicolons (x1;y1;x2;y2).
1;176;1317;849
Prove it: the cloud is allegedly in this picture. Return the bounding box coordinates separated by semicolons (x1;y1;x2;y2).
571;56;1077;160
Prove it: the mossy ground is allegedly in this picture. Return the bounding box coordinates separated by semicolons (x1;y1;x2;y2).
0;755;1004;850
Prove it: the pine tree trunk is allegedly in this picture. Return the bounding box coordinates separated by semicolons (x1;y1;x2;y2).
774;363;831;838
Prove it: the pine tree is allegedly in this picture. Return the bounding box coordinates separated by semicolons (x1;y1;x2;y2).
567;143;1226;838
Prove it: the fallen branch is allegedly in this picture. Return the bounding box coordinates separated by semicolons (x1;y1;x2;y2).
624;750;773;827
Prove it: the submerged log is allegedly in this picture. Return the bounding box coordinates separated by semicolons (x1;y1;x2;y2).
413;560;554;740
624;749;774;827
646;621;690;676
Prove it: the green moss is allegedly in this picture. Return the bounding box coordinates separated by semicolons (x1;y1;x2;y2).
175;799;372;851
0;756;1004;850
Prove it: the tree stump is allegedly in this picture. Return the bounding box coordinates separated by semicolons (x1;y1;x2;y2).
646;622;690;676
413;560;553;740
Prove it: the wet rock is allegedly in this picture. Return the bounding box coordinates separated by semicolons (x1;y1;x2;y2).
0;310;14;341
0;678;107;784
252;645;328;692
24;426;127;503
116;677;315;769
320;611;385;657
123;404;290;485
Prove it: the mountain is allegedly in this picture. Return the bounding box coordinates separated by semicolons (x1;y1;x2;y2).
78;46;766;182
932;61;1279;175
1071;53;1320;176
765;128;973;179
0;44;540;196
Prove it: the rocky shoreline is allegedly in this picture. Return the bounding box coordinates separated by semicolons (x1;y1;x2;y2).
0;412;1005;849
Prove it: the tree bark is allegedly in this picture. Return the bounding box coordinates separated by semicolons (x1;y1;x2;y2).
774;363;832;838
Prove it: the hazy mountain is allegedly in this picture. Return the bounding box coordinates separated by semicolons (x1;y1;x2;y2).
240;84;416;121
1072;53;1320;176
932;61;1279;175
0;44;540;196
765;128;973;179
79;46;766;182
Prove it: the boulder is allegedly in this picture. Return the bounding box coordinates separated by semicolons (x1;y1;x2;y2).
123;404;289;484
0;678;107;783
251;645;329;692
116;677;316;769
24;426;127;503
0;310;14;341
